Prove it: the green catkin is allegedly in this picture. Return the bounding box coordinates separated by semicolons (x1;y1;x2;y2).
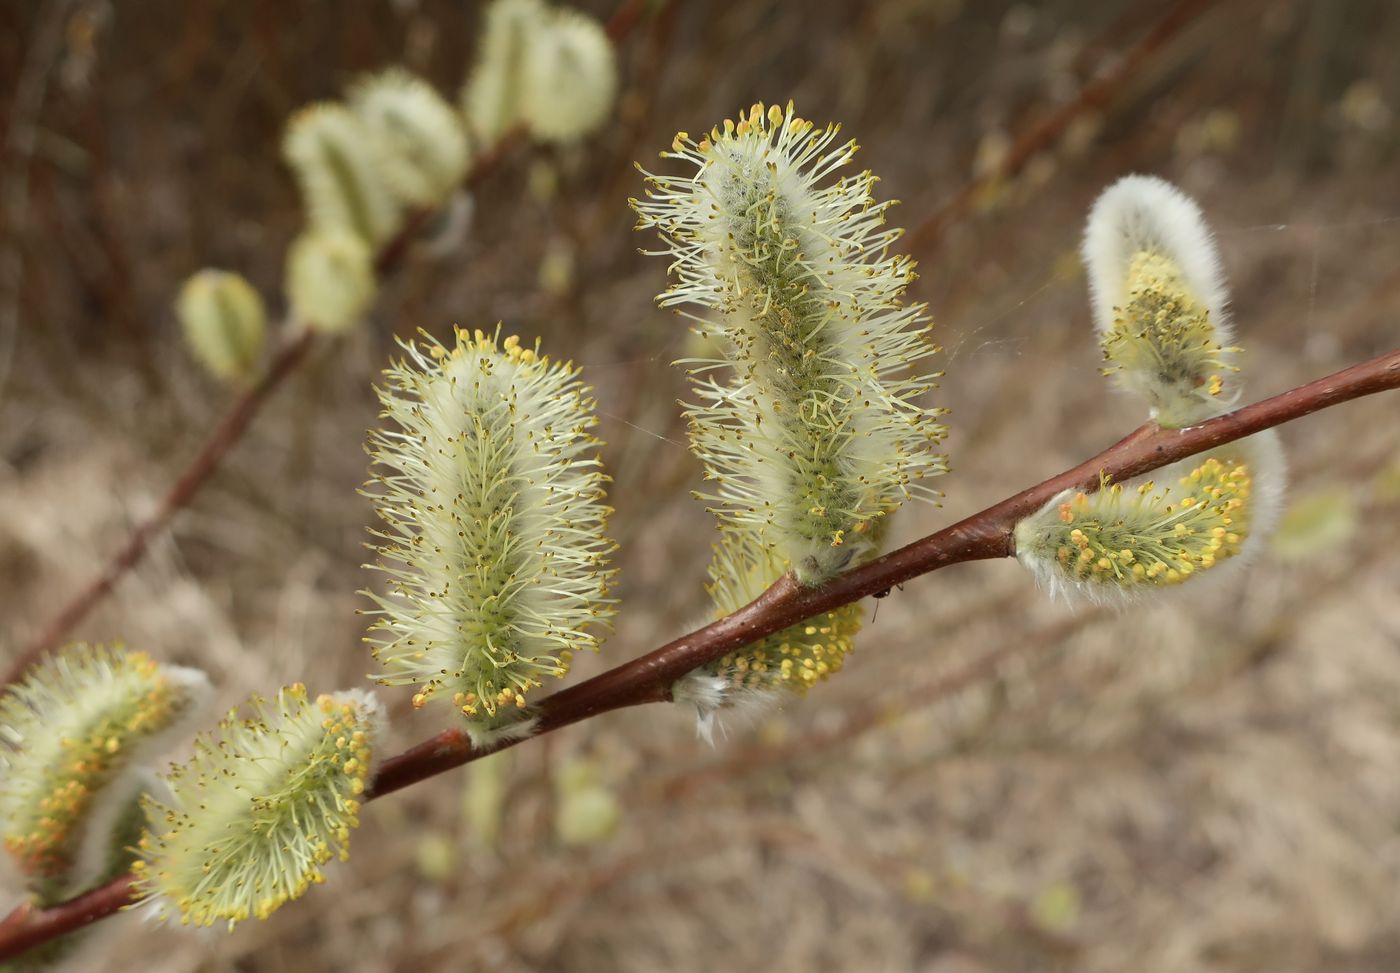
1098;249;1241;427
282;104;403;247
1016;453;1256;600
632;101;947;585
1015;175;1285;600
350;69;472;207
707;532;864;694
174;270;267;382
1082;174;1239;428
0;646;207;904
285;228;376;333
518;8;617;144
634;102;946;728
363;327;616;745
461;0;549;143
135;685;383;929
461;0;616;145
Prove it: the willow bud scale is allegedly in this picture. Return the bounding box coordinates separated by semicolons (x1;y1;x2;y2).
363;328;616;743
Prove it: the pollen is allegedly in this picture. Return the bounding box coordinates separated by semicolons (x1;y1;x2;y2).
135;687;384;930
0;645;208;902
1014;453;1261;596
362;325;615;743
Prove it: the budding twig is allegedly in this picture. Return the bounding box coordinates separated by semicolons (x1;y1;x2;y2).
5;344;1394;962
905;0;1224;256
3;1;649;685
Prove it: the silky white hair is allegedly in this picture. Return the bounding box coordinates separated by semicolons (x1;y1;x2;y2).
1082;174;1233;346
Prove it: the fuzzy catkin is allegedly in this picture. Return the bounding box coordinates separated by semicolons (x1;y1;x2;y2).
518;9;617;144
285;228;376;333
633;101;947;585
461;0;548;143
174;270;267;382
282;104;403;248
1015;176;1286;601
350;69;471;207
363;328;616;745
1082;174;1239;427
709;533;864;690
1015;432;1284;602
0;646;208;904
461;0;616;145
135;685;384;929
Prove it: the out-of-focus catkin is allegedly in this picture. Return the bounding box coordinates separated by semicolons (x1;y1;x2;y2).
461;0;617;145
282;104;403;248
0;646;208;904
350;69;472;208
285;228;376;333
174;270;267;382
518;9;617;144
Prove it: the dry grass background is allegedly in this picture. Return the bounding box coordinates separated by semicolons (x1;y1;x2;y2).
3;0;1400;970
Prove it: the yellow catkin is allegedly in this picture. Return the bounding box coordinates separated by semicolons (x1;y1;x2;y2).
1099;250;1240;426
136;686;382;929
1016;454;1255;595
0;646;206;901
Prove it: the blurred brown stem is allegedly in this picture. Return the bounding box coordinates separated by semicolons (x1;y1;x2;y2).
2;1;652;685
4;345;1395;961
906;0;1224;256
3;328;313;685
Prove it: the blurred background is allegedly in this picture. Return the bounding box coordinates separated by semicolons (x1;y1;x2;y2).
2;0;1399;970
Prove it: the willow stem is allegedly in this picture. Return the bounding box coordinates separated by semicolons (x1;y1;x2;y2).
3;2;650;685
4;346;1395;961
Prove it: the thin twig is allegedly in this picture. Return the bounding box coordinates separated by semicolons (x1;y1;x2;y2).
3;328;314;685
5;345;1392;962
3;3;651;683
905;0;1224;256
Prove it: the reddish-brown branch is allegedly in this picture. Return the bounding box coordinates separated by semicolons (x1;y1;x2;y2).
3;152;496;683
0;875;136;959
2;346;1398;960
905;0;1223;256
604;0;647;43
3;329;313;684
272;345;1400;785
